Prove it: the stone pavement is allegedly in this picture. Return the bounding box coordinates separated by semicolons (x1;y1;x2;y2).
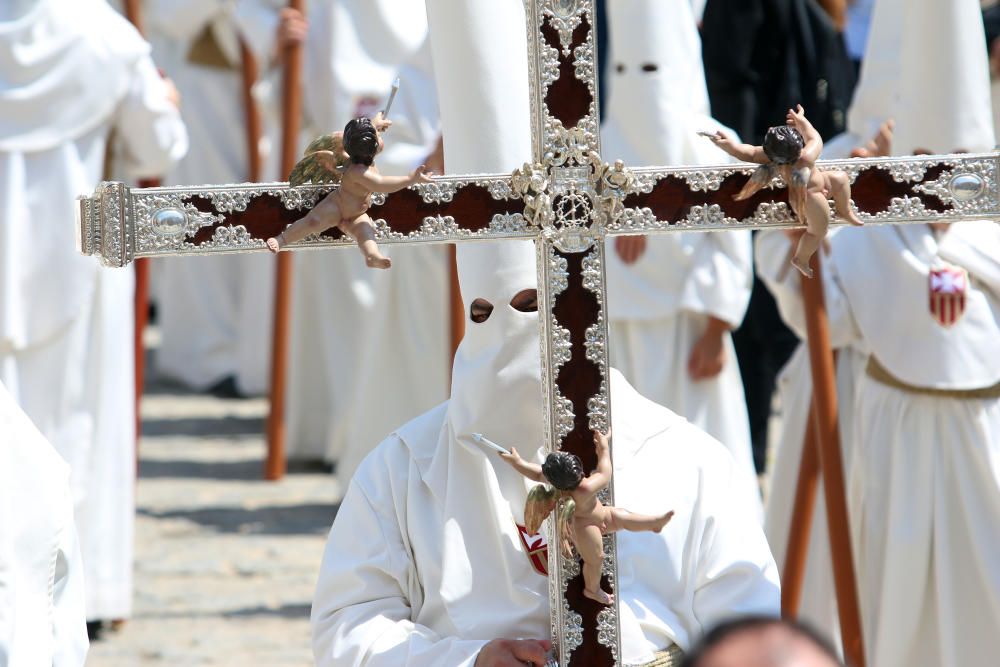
86;368;341;666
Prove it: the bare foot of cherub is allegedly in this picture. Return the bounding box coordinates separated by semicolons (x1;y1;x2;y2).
358;239;391;269
791;256;814;279
266;234;284;253
653;510;675;532
584;587;615;606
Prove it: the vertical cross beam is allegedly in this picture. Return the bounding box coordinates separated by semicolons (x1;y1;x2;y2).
523;2;621;663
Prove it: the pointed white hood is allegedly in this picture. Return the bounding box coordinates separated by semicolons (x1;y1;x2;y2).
890;0;995;154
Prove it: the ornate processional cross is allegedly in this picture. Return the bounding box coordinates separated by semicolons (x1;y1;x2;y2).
77;1;1000;664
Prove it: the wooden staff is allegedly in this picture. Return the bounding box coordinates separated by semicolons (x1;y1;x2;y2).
780;395;821;618
266;0;306;480
122;0;152;449
240;41;264;183
800;256;865;667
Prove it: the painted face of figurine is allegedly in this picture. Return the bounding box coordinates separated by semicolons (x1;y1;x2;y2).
448;241;543;451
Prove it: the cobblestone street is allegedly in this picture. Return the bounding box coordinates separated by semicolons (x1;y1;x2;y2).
87;358;341;666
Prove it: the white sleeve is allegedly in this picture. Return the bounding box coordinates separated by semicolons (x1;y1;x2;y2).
678;230;753;328
937;222;1000;298
754;230;861;348
51;485;89;667
311;480;487;667
691;449;781;630
147;0;231;43
112;56;189;179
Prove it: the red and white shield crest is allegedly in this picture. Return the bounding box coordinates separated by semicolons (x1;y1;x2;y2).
928;266;968;327
516;524;549;577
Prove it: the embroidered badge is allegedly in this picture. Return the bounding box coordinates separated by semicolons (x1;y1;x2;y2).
516;523;549;577
928;266;968;327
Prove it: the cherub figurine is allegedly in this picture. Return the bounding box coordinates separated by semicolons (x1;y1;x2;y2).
267;112;433;268
703;105;863;278
499;431;674;605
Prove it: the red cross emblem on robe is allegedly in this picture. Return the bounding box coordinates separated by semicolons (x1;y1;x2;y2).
516;524;549;577
928;266;968;328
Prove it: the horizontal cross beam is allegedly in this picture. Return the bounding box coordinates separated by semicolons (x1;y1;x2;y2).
78;152;999;268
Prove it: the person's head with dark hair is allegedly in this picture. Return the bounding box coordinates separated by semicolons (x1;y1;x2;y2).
763;125;805;165
342;117;381;166
682;616;845;667
541;451;585;491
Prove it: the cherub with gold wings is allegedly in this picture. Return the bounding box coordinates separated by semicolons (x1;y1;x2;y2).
703;105;863;278
267;111;433;269
498;430;674;606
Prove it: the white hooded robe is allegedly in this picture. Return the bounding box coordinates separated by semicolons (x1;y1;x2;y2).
0;0;187;620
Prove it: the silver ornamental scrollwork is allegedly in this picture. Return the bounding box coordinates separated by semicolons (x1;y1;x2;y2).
133;194;222;253
914;160;997;213
487;179;515;200
489;213;531;234
876;196;932;220
200;225;262;250
416;180;460;204
551;318;573;367
102;182;126;268
208;190;254;213
684;204;729;227
541;0;585;55
277;185;328;211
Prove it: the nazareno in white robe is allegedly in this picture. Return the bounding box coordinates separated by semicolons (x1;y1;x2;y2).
0;0;188;620
311;371;780;666
147;0;283;395
600;0;758;516
0;380;88;667
336;38;450;482
312;3;779;665
754;230;868;651
764;221;1000;667
282;0;435;462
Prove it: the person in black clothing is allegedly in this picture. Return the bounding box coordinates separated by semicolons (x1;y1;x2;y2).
701;0;856;473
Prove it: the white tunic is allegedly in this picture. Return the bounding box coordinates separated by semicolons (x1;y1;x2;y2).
312;372;780;666
600;0;756;495
765;223;1000;667
336;40;450;481
754;230;868;647
0;381;88;667
284;0;435;462
0;0;187;620
147;0;282;394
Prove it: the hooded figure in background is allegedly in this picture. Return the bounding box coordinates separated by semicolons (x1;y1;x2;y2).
0;0;187;625
757;2;1000;665
601;0;760;514
282;0;443;465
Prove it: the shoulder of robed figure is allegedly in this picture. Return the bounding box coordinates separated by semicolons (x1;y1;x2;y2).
350;401;450;497
609;368;734;475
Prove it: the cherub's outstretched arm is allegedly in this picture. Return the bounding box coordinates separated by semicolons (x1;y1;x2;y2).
499;447;546;483
703;131;770;164
356;165;434;194
578;431;612;494
787;105;822;165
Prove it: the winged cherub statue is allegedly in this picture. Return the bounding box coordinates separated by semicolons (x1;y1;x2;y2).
703;105;863;278
498;431;674;605
267;111;433;268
